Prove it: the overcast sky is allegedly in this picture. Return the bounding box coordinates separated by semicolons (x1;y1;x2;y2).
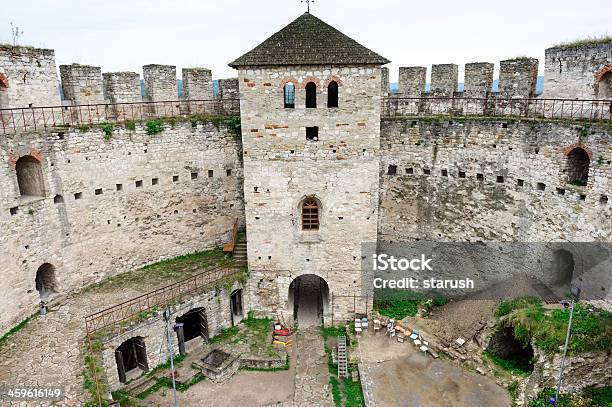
1;0;610;82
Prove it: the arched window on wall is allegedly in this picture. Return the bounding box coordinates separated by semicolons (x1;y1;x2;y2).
566;147;590;186
597;71;612;99
305;82;317;108
16;155;45;198
327;81;338;108
0;73;8;110
301;198;320;230
284;83;295;108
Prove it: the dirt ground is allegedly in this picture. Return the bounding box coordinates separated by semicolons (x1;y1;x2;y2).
358;330;512;407
148;365;296;406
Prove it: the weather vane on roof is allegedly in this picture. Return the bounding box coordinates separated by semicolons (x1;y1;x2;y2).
301;0;314;13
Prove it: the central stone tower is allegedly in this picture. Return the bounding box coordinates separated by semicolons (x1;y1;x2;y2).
230;12;389;325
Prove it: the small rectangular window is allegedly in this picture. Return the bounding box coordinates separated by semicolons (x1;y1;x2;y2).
74;192;83;200
459;171;466;178
95;188;103;195
476;173;484;181
226;169;232;176
406;168;414;175
387;165;397;175
284;83;295;108
441;169;448;177
496;176;504;183
306;126;318;141
423;168;431;175
517;179;524;187
135;180;143;188
192;172;199;180
207;170;213;178
152;178;159;185
537;182;546;191
116;184;123;191
173;175;179;182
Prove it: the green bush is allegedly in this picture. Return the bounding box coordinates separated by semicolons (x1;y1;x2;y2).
146;120;163;135
498;299;612;354
102;124;113;140
125;120;136;131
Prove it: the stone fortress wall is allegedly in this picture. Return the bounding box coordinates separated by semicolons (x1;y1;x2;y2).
0;118;245;335
378;118;611;243
0;39;610;336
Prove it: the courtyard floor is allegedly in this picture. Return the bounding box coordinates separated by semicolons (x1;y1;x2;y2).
358;329;512;407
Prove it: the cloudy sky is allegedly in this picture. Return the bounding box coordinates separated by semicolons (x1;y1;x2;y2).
1;0;610;82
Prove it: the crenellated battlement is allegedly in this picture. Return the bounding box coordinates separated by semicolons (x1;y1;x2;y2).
0;38;610;133
0;46;240;114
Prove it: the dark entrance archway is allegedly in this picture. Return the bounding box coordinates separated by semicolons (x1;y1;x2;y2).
230;289;244;325
176;307;209;343
115;336;148;383
288;274;329;327
35;263;57;301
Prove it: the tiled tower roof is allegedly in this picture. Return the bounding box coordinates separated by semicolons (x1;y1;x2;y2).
229;13;390;67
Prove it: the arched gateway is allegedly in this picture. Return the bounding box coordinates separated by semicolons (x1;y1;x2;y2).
288;274;329;327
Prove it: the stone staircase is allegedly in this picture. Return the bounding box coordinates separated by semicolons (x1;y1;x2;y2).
233;232;247;267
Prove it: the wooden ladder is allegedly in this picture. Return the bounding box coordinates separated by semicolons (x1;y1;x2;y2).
337;335;348;379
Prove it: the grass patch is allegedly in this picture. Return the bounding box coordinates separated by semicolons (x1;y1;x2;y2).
322;327;365;406
496;299;612;354
207;312;278;358
208;326;239;344
83;247;231;293
528;386;612;406
374;299;420;320
483;350;532;377
125;120;136;131
321;325;348;339
0;315;32;348
552;35;612;49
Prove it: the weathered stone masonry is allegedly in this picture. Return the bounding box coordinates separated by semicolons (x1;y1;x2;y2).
236;64;383;323
378;118;611;243
0;121;244;335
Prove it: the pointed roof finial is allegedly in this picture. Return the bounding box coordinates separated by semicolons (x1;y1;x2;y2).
301;0;314;13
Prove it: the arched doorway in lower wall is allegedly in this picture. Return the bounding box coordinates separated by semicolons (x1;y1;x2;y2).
35;263;57;301
230;289;244;325
176;307;209;343
115;336;148;384
288;274;329;327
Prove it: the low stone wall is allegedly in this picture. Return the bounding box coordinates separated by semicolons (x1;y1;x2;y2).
97;280;244;391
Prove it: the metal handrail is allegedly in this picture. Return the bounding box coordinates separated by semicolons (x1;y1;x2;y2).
0;98;240;135
84;263;240;335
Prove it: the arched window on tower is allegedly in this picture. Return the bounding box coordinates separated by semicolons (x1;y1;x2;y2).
327;81;338;108
284;83;295;108
16;155;45;198
566;147;590;186
305;82;317;108
301;197;320;230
